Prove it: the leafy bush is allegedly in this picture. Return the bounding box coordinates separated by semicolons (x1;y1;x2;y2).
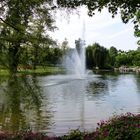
61;113;140;140
94;113;140;140
61;129;85;140
0;113;140;140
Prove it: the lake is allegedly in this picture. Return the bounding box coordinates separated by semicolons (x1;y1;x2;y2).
0;72;140;136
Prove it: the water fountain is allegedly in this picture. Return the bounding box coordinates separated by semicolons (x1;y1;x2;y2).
63;21;86;78
44;21;90;87
63;42;85;75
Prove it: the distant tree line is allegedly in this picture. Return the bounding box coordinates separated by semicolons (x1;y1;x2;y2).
0;38;69;70
1;34;140;71
86;43;140;69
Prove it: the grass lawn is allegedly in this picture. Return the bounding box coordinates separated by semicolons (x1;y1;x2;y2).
0;66;65;76
0;69;9;76
18;66;64;75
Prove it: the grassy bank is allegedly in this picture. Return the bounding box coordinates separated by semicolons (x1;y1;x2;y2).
0;113;140;140
18;66;65;75
0;69;9;76
0;66;65;76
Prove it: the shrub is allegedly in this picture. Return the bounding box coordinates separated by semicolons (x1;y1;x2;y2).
94;113;140;140
0;113;140;140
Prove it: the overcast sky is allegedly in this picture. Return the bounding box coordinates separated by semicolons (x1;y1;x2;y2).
49;7;139;51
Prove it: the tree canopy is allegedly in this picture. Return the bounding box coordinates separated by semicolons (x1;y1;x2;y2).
0;0;56;72
86;43;109;69
1;0;140;30
57;0;140;41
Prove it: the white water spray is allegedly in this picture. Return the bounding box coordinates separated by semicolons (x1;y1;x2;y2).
63;21;86;77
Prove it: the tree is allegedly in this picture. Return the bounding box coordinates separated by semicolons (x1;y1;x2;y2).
61;38;69;54
109;46;118;67
133;53;140;66
86;45;94;68
57;0;140;45
57;0;140;30
86;43;109;69
28;19;55;69
115;53;129;67
0;0;56;73
109;46;117;56
137;47;140;51
111;49;140;67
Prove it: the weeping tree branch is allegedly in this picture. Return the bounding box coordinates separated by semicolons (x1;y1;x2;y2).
0;17;56;45
0;17;21;32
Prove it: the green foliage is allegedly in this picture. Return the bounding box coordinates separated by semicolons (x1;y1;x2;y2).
95;113;140;140
0;0;56;72
1;0;140;72
86;43;109;69
0;113;140;139
62;130;85;140
86;44;140;69
114;49;140;67
115;53;129;67
48;47;63;64
109;46;118;66
132;53;140;66
57;0;139;28
61;113;140;140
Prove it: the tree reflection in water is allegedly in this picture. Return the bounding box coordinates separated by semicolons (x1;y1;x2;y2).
0;74;52;133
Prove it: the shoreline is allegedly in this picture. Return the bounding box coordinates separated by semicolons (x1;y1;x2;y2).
0;113;139;140
92;66;140;74
114;66;140;73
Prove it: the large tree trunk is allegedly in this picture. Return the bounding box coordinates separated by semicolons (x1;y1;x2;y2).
9;43;20;73
33;45;38;70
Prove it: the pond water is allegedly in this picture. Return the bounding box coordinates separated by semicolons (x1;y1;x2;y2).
0;72;140;136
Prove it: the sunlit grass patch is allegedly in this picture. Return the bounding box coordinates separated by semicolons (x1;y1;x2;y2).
0;69;9;76
0;66;64;76
17;66;64;75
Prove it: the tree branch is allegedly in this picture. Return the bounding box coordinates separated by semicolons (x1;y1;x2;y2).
0;17;20;32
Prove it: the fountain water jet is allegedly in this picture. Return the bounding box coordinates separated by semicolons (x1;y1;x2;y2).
63;21;86;78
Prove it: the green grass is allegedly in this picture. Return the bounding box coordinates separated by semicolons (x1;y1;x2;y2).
0;66;65;76
0;69;9;76
18;66;65;75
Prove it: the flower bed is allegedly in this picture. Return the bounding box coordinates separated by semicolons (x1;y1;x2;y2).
0;113;140;140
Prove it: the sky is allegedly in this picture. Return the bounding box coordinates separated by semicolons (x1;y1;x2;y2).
49;7;139;51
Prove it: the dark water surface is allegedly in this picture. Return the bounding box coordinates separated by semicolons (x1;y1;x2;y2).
0;72;140;135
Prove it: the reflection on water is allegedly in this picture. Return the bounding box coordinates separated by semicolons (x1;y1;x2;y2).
0;74;52;133
0;73;140;136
